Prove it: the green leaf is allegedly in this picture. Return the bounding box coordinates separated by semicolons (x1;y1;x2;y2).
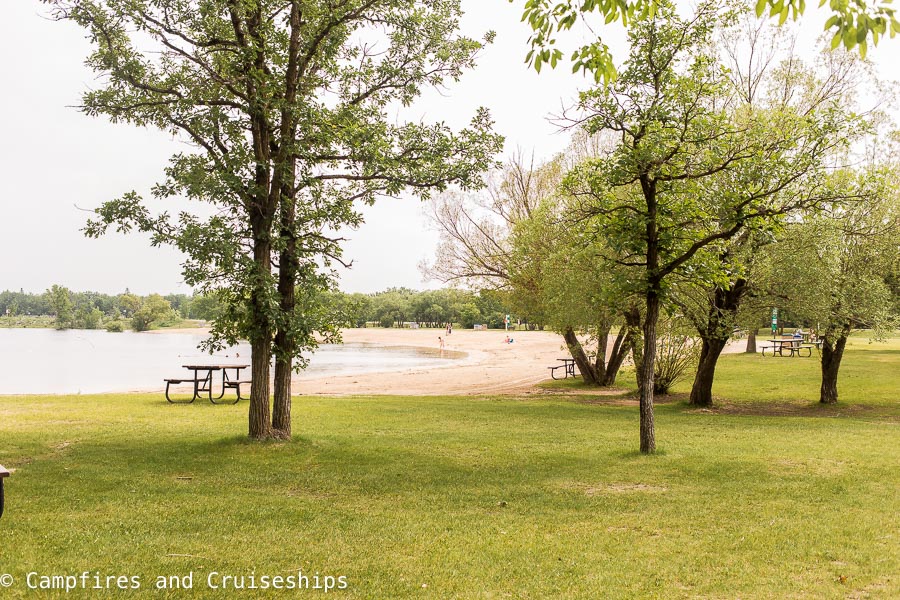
842;27;857;50
831;30;843;49
779;5;790;25
756;0;768;17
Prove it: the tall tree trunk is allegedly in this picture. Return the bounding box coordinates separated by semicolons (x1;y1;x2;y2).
602;328;633;386
563;327;600;384
272;197;297;439
623;305;643;395
271;5;302;439
638;170;659;454
746;328;757;353
689;336;728;407
820;329;849;404
639;291;659;453
248;237;273;440
689;278;748;407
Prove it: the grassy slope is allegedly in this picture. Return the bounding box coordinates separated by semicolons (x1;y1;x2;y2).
0;338;897;598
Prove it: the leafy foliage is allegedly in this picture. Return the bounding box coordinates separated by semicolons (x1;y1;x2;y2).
515;0;899;82
48;0;502;437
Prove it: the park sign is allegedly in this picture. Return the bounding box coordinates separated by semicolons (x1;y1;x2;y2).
772;308;778;333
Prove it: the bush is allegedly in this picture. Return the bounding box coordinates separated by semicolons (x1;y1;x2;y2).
105;320;125;332
653;320;699;394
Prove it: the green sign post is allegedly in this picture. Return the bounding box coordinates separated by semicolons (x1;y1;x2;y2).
771;308;778;335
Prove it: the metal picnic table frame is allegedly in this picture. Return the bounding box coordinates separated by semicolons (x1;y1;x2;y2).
165;364;250;404
549;358;577;380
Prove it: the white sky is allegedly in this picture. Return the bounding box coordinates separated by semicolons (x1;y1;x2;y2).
0;1;897;295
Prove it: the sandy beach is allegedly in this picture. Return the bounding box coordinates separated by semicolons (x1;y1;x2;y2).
295;328;568;396
151;326;750;396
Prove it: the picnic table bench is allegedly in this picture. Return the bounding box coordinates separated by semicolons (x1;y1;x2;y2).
0;465;9;519
165;364;250;404
549;358;577;380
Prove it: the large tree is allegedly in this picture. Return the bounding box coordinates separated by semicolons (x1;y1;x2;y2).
53;0;502;439
766;169;899;403
676;19;877;408
559;1;864;451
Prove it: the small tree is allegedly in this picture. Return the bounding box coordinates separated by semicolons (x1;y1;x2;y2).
131;294;176;332
653;318;699;395
46;285;74;329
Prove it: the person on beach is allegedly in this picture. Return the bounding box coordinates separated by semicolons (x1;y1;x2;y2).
438;336;445;350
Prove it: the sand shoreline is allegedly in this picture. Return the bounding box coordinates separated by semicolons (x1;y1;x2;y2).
145;326;750;396
149;326;567;395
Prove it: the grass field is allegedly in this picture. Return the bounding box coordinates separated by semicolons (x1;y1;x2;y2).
0;340;897;598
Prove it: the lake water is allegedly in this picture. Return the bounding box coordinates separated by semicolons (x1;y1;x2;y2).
0;328;462;395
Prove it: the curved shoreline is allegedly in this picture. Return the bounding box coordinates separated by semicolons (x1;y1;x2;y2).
292;328;566;396
149;327;565;396
2;327;754;397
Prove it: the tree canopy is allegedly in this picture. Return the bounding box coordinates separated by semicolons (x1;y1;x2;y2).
515;0;899;83
52;0;502;439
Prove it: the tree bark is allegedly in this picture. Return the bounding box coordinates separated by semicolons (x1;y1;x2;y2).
820;329;848;404
745;328;757;353
248;337;272;439
593;322;611;376
638;291;659;453
248;235;273;440
689;336;728;407
272;196;297;439
602;328;632;386
689;278;747;407
563;327;600;384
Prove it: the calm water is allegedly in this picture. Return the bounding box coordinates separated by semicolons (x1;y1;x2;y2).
0;328;461;395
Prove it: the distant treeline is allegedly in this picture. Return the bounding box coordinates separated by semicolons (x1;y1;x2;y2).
0;286;530;331
0;287;216;331
322;287;526;329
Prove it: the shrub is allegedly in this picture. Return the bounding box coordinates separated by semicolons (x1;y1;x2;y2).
105;320;125;332
654;319;700;394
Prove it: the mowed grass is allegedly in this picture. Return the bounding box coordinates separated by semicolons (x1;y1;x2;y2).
668;335;900;414
542;335;900;411
1;381;898;599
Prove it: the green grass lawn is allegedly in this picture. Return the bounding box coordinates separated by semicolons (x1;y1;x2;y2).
669;336;900;414
544;336;900;414
1;338;898;598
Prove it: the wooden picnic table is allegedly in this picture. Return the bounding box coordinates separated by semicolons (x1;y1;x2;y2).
0;464;9;519
762;338;813;357
165;364;250;404
549;358;577;380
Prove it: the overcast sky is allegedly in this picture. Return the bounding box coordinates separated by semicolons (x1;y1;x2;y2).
1;1;897;296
